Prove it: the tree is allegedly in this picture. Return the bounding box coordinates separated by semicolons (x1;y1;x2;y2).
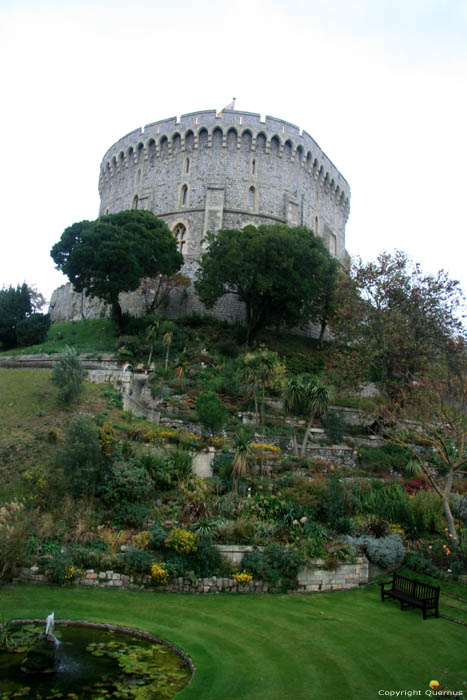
284;375;333;456
195;392;228;435
51;210;183;330
0;284;32;349
386;372;466;539
195;224;339;345
330;251;466;403
241;347;286;426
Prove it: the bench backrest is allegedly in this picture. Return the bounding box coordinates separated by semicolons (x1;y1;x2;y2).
393;574;439;601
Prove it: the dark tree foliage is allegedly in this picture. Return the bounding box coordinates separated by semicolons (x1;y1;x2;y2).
195;224;339;345
330;251;466;402
16;313;51;347
0;284;32;349
51;211;184;330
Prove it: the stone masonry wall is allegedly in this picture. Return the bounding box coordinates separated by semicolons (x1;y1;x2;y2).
15;557;368;594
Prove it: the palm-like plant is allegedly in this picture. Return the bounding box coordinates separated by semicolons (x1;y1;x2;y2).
161;320;175;371
232;428;253;491
145;315;161;367
241;347;286;426
284;375;333;456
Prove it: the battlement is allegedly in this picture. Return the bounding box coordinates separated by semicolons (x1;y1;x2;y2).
100;109;350;199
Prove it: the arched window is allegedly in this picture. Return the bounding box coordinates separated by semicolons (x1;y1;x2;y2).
135;169;141;186
185;158;190;174
132;195;139;210
252;159;256;175
173;224;187;253
314;216;319;235
248;186;255;208
181;184;188;206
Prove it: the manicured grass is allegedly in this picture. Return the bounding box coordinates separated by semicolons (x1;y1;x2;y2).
1;584;465;699
0;319;117;356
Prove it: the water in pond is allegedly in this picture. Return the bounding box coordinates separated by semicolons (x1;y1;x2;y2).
0;624;191;699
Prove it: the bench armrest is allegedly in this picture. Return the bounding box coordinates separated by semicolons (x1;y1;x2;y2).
379;580;393;589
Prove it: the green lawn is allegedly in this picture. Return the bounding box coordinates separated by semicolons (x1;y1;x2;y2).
1;584;465;699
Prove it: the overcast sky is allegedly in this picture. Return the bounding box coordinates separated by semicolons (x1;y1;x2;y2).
1;0;466;304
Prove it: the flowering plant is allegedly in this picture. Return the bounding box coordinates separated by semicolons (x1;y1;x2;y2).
233;570;253;585
151;562;169;585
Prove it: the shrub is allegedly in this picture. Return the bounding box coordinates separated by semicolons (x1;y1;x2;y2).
242;544;305;592
196;392;229;435
122;548;152;575
99;457;151;505
187;538;223;577
322;410;345;444
217;341;239;358
109;502;152;529
358;444;411;474
348;533;404;569
59;414;101;498
168;447;193;481
51;346;86;404
165;527;197;554
404;553;440;578
115;334;144;358
151;562;169;585
233;570;253;584
149;523;169;550
41;553;77;584
321;475;352;533
452;493;467;525
16;313;51;347
132;531;152;550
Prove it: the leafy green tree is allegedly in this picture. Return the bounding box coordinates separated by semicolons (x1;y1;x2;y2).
330;251;466;403
0;284;32;349
51;210;183;330
51;346;86;405
16;313;51;347
284;375;333;456
195;224;339;345
195;392;228;435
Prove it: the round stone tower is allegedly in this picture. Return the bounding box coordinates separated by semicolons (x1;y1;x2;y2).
98;109;350;278
49;108;351;323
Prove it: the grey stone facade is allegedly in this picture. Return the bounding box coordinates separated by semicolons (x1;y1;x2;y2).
50;108;351;323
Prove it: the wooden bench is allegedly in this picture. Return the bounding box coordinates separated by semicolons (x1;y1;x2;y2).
380;573;440;620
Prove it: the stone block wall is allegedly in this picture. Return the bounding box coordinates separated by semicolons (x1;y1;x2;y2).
15;556;369;594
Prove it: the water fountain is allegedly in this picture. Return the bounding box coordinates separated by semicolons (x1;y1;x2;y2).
0;617;193;699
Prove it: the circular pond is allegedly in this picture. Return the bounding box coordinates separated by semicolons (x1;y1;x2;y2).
0;620;193;700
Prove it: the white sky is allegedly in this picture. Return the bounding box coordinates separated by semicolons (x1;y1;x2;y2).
1;0;466;304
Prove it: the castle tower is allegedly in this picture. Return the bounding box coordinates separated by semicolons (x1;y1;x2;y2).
50;109;350;323
98;109;350;279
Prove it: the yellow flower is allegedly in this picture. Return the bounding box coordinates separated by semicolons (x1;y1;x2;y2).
429;681;440;689
151;563;169;585
233;570;253;585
